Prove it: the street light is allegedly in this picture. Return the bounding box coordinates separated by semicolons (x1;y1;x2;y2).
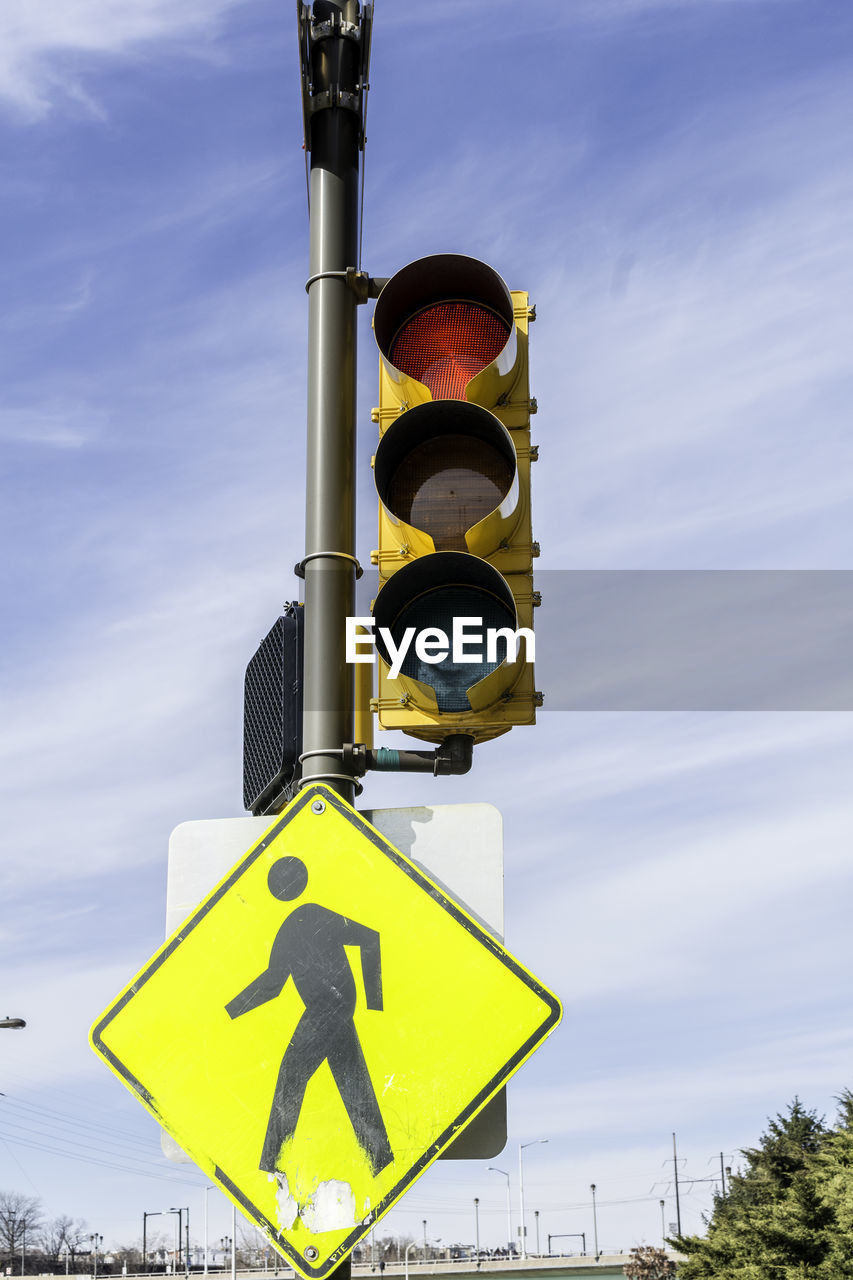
169;1207;189;1276
488;1167;512;1254
90;1234;103;1280
519;1139;548;1259
203;1186;216;1276
404;1242;418;1280
144;1212;178;1273
0;1018;25;1029
473;1199;480;1266
590;1185;599;1260
659;1200;666;1246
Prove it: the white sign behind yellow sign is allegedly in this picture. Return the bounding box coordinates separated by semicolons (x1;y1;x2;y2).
90;784;561;1279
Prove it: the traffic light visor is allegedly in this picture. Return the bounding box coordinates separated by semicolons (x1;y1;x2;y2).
373;553;519;713
375;254;518;402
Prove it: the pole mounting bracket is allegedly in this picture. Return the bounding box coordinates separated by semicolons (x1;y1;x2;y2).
294;550;364;579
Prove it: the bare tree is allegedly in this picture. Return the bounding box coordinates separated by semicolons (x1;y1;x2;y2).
0;1191;43;1266
111;1242;144;1272
39;1215;89;1269
623;1244;677;1279
236;1223;271;1269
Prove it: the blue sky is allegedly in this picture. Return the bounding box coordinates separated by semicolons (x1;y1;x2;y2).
2;0;853;1260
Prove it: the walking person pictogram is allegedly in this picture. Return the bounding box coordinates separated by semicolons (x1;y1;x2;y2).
226;856;393;1176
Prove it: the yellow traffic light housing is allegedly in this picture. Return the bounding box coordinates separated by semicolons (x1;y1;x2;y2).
370;254;541;745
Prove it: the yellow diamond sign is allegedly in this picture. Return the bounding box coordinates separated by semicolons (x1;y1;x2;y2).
90;785;561;1279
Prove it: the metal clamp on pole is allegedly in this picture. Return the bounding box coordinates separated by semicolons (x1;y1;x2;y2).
294;551;364;579
298;2;373;153
304;268;383;303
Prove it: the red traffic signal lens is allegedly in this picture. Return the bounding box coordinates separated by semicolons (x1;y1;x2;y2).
389;301;510;400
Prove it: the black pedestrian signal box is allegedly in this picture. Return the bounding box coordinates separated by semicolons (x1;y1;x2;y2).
243;604;304;814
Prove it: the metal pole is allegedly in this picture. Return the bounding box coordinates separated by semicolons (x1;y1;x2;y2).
204;1187;215;1276
673;1133;682;1235
143;1215;147;1272
519;1140;546;1259
488;1167;512;1254
720;1152;727;1199
231;1205;236;1280
473;1200;479;1263
590;1185;598;1259
660;1200;665;1245
518;1145;525;1259
534;1211;539;1257
300;0;368;803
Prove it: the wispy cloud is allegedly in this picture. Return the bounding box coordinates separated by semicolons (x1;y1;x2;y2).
0;0;255;120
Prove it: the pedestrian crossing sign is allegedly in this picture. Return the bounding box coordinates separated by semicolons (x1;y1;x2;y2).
90;784;561;1279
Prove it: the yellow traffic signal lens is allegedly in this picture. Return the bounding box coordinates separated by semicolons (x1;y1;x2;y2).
389;302;510;400
387;434;513;551
374;401;518;553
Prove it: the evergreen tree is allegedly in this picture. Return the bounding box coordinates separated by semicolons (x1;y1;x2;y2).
816;1090;853;1275
673;1098;844;1279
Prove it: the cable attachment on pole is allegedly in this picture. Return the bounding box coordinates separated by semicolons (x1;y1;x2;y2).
343;736;475;778
298;1;373;153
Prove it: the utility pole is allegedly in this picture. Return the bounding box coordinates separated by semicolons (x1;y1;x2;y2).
673;1133;682;1235
299;0;372;803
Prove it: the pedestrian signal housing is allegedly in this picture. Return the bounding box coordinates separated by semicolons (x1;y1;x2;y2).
370;254;541;744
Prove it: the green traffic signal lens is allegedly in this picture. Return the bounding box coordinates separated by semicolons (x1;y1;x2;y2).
390;584;515;711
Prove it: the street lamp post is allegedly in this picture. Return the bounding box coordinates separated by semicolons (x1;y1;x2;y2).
519;1139;548;1259
145;1211;178;1273
91;1234;103;1280
473;1200;480;1265
534;1212;540;1257
404;1242;417;1280
203;1186;216;1276
170;1208;189;1276
660;1200;666;1246
488;1167;512;1254
590;1185;599;1260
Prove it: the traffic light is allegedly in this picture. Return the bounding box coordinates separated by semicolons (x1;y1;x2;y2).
369;254;541;745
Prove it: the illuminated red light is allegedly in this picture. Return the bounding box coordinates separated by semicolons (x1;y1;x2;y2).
389;301;509;399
